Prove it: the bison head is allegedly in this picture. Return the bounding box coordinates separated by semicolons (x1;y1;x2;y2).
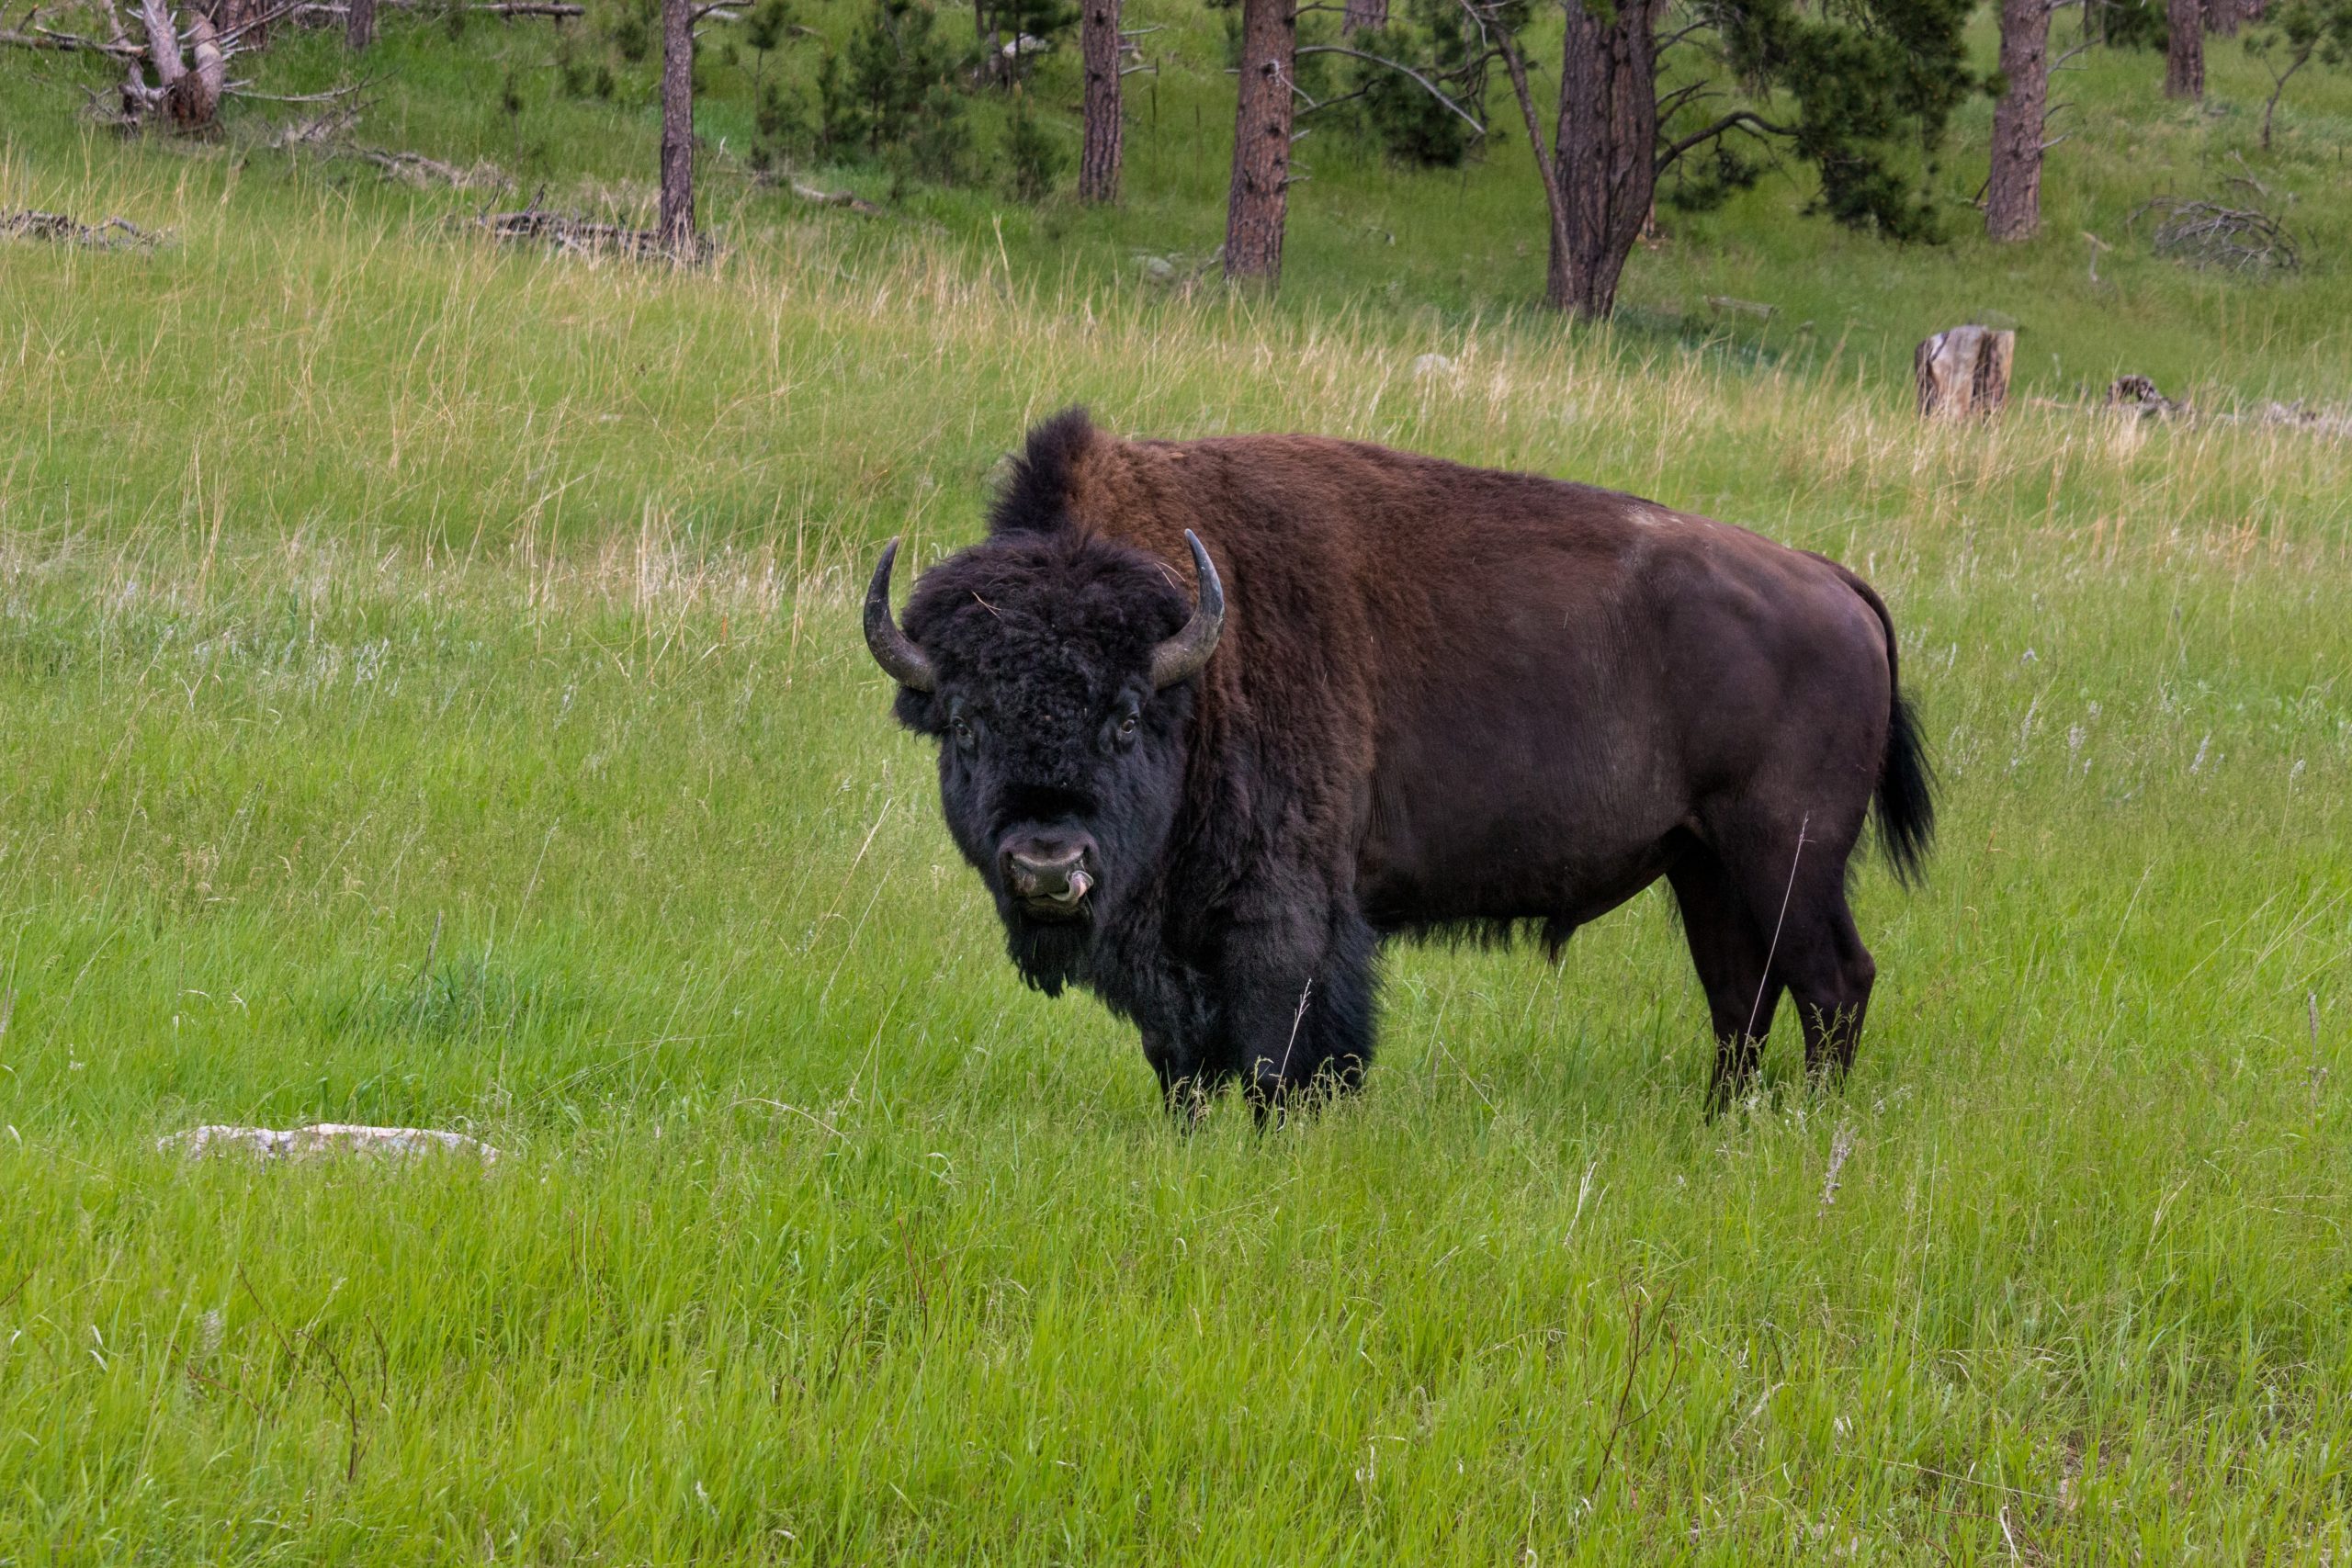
864;528;1223;994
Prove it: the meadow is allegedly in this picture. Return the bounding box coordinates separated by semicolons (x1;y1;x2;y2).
5;8;2352;1558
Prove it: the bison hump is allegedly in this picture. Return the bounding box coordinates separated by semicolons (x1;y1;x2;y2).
989;407;1102;537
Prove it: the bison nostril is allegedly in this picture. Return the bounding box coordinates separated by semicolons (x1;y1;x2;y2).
1001;840;1094;904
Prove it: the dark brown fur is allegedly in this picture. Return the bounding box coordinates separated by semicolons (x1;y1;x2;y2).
882;410;1932;1109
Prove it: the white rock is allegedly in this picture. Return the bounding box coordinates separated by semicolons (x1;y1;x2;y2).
1409;353;1456;378
160;1123;500;1164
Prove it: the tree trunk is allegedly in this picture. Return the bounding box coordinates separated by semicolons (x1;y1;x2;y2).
1546;0;1662;319
1224;0;1295;283
2206;0;2242;35
2165;0;2203;97
657;0;695;258
1987;0;2052;241
345;0;376;48
1342;0;1386;33
1079;0;1122;203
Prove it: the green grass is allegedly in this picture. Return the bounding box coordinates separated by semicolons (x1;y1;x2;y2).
5;17;2352;1561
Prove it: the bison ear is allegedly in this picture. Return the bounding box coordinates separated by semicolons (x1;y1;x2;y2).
864;537;938;693
1148;531;1225;690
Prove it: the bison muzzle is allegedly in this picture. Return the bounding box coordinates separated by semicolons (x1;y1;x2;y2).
866;410;1934;1113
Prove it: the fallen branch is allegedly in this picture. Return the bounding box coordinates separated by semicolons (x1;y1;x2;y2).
2;207;166;247
468;205;707;262
2107;373;2184;417
2129;196;2300;273
2019;387;2351;438
0;23;142;58
265;106;362;144
358;145;511;188
227;80;368;105
784;179;885;216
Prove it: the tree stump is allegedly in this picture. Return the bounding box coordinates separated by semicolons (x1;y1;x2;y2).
1915;325;2015;419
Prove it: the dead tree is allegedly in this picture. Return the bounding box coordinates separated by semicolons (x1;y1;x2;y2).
1223;0;1295;283
121;0;227;127
2165;0;2204;96
1079;0;1121;203
657;0;695;257
1;0;358;130
1988;0;2054;240
346;0;376;48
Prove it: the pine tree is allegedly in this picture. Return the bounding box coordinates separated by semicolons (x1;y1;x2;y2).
822;0;966;166
2247;0;2352;147
2166;0;2205;96
1223;0;1296;283
1988;0;2056;240
1078;0;1122;201
1476;0;1980;319
658;0;695;257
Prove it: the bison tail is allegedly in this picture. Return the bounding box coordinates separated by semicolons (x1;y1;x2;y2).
1877;686;1936;886
1829;562;1936;885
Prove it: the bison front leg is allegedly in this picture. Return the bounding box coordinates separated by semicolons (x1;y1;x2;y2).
1216;904;1378;1121
1140;1027;1214;1125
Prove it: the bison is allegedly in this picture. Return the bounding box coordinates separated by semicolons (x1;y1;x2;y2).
865;410;1932;1111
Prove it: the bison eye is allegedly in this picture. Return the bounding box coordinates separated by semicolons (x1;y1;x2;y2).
1118;715;1137;740
951;714;977;751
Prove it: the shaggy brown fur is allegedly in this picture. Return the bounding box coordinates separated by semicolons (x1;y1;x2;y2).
872;409;1932;1109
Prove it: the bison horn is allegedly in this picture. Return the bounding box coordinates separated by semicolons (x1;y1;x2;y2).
863;537;937;693
1149;531;1225;689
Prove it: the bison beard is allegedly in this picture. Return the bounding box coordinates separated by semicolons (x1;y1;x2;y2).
868;409;1933;1114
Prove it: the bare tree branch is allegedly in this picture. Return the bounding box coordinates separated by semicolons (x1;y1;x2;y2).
1654;77;1715;121
1655;108;1790;174
1295;41;1487;133
0;22;142;58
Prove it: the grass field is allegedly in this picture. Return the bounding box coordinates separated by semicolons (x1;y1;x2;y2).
6;14;2352;1559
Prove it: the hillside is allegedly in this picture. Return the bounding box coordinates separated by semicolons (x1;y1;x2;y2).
7;0;2352;400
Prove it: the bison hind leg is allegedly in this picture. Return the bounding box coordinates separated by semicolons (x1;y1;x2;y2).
1691;821;1880;1096
1666;845;1781;1110
1778;889;1875;1087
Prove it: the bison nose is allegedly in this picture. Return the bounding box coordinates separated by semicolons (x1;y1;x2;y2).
1001;837;1096;906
